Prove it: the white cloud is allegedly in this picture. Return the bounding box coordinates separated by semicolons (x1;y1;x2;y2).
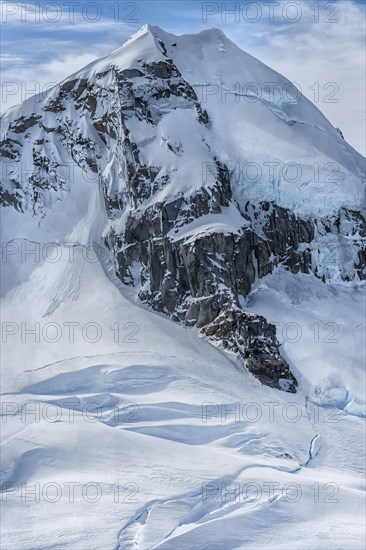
1;46;117;112
0;0;138;38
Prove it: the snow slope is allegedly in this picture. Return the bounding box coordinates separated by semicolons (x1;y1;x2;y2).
1;238;365;549
146;25;365;217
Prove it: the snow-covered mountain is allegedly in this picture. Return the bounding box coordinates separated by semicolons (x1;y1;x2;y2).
2;24;365;390
1;25;365;549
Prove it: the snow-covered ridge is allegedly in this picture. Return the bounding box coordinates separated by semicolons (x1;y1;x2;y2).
2;24;365;218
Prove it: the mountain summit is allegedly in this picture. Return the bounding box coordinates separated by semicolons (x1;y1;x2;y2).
3;24;365;215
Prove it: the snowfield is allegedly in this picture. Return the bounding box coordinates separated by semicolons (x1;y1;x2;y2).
1;242;365;549
1;24;365;550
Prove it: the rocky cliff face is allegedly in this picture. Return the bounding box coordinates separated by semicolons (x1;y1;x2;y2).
1;26;365;392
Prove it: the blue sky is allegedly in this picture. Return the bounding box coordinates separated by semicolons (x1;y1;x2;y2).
1;0;365;153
